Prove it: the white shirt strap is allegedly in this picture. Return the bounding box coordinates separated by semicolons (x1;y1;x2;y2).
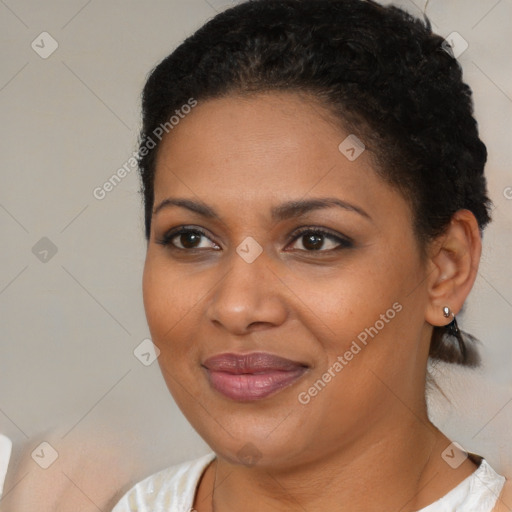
0;434;12;499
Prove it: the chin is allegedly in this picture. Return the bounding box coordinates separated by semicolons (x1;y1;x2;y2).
196;413;311;468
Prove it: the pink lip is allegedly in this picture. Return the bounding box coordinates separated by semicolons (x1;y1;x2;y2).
202;352;309;401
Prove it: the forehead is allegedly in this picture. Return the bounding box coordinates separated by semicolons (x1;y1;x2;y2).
152;91;406;224
155;92;345;173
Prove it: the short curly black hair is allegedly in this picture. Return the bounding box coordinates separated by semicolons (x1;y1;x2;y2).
136;0;492;367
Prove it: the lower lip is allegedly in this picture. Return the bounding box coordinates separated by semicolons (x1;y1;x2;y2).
204;367;308;401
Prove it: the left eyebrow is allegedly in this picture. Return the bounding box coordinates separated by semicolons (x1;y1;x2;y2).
270;197;372;222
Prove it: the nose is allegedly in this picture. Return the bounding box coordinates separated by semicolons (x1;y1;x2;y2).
205;246;289;335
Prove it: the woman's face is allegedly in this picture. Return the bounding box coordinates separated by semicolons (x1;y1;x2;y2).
143;92;433;469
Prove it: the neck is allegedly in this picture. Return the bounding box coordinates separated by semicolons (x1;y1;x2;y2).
204;415;476;512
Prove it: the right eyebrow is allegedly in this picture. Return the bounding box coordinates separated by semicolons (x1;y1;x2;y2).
153;198;220;219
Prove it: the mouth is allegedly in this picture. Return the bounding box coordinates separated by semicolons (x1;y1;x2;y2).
202;352;309;401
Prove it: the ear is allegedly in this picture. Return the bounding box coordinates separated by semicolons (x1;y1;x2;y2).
424;209;482;328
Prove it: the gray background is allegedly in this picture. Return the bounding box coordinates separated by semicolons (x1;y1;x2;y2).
0;0;511;510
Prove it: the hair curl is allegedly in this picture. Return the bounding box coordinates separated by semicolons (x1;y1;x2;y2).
137;0;492;367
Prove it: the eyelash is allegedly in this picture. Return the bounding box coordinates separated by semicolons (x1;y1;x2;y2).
156;225;353;253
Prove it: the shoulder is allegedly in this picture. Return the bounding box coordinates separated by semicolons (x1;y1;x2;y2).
111;452;216;512
491;477;512;512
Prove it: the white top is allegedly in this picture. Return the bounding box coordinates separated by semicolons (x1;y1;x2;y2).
0;434;12;499
111;452;506;512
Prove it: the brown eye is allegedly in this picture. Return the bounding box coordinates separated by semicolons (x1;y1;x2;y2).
288;228;353;252
157;227;220;250
176;231;203;249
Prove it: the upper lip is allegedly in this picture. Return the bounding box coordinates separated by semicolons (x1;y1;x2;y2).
202;352;308;374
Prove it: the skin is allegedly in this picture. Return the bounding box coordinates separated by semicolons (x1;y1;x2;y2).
142;91;483;511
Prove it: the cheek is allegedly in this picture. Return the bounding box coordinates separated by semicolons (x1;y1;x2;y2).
142;257;206;410
142;256;197;353
304;248;421;371
142;258;170;337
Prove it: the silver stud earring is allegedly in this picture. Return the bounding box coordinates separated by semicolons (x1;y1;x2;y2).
442;306;460;337
440;305;468;362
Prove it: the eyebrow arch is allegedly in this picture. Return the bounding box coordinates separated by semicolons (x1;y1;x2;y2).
271;197;371;222
152;197;372;222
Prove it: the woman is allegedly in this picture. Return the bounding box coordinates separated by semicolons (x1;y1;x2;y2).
112;0;510;510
